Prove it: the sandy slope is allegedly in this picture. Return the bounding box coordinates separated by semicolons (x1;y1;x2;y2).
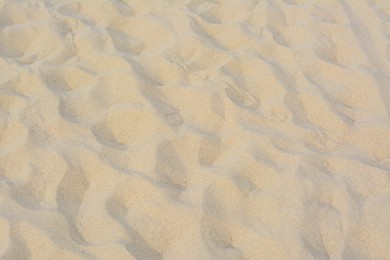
0;0;390;259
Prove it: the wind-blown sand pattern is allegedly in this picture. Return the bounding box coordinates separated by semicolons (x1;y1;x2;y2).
1;0;390;259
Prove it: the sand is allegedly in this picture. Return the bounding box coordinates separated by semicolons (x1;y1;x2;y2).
0;0;390;259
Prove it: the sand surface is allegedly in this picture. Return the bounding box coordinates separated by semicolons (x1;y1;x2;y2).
1;0;390;259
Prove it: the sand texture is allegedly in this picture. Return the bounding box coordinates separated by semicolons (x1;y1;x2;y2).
1;0;390;259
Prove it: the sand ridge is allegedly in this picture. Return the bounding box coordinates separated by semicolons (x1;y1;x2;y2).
1;0;390;259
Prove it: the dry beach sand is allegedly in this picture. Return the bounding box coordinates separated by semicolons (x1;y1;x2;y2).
1;0;390;259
